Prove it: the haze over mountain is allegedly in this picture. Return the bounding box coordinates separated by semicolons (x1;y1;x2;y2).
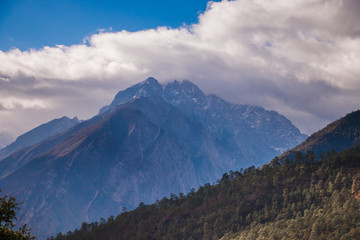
0;116;79;161
0;77;306;239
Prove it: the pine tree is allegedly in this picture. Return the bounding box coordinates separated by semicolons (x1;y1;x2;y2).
0;189;35;240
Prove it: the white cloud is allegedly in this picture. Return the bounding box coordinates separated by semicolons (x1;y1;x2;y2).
0;97;49;110
0;0;360;136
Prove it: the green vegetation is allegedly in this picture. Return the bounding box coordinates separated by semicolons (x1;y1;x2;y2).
50;145;360;240
0;190;35;240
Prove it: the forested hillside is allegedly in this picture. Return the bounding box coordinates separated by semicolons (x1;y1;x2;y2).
50;145;360;240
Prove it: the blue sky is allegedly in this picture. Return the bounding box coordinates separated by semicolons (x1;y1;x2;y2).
0;0;215;51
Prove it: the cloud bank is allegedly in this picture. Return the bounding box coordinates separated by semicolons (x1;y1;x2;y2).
0;0;360;136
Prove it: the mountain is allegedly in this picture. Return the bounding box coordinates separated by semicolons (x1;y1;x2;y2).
0;116;93;180
103;77;307;165
0;116;79;161
0;77;306;239
50;141;360;240
274;109;360;162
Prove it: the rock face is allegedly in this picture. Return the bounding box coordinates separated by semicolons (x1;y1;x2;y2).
0;77;306;239
0;116;79;161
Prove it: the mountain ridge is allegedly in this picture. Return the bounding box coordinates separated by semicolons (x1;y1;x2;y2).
0;116;79;161
272;109;360;164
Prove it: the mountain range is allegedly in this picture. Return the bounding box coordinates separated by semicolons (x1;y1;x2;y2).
0;77;307;239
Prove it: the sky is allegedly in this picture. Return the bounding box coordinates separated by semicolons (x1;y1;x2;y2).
0;0;360;144
0;0;215;51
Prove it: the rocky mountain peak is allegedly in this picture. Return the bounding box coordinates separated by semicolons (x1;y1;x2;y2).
164;80;207;108
135;77;163;96
99;77;163;114
143;76;160;85
167;80;205;97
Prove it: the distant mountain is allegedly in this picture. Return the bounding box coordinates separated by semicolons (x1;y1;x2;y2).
0;116;89;180
0;77;306;239
0;116;79;161
274;110;360;162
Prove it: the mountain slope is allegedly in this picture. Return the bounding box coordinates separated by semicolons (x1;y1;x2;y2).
275;109;360;162
0;116;79;161
0;115;102;180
